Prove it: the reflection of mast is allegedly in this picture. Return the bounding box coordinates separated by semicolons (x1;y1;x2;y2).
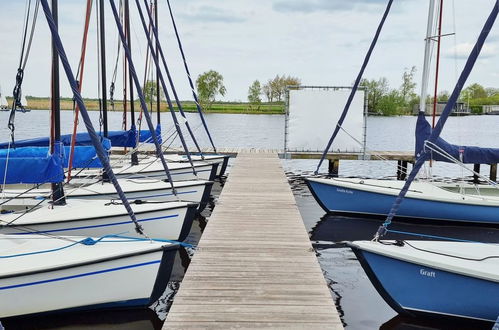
50;0;65;205
432;0;444;128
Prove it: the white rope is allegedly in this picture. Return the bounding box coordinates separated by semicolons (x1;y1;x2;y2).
424;140;498;187
1;141;12;197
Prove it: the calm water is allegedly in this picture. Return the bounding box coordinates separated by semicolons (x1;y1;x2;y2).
1;111;498;329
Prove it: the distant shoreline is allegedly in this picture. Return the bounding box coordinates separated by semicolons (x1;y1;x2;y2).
5;97;285;115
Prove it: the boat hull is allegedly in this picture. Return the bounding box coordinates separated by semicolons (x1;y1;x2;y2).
307;178;499;224
115;162;218;182
1;180;213;213
0;243;176;319
349;244;499;322
1;202;197;241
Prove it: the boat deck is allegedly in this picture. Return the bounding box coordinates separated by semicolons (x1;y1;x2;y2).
163;152;343;329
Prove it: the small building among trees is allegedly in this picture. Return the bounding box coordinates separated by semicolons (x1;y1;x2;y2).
412;101;470;115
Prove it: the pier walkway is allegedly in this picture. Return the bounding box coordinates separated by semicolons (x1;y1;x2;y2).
164;152;343;329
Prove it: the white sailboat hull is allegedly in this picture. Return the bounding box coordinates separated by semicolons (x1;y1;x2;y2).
1;179;213;211
0;200;197;241
0;235;177;318
76;160;217;182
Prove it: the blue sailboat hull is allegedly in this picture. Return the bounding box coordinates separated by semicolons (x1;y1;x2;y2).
306;178;499;224
350;244;499;322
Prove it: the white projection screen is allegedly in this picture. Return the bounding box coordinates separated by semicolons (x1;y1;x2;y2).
285;87;366;153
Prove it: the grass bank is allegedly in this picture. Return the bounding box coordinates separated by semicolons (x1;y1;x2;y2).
7;97;285;114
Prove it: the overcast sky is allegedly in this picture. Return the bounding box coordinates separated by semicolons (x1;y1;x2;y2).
0;0;498;102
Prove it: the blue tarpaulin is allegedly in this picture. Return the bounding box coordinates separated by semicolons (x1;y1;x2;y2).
415;112;499;164
0;144;64;184
139;124;162;143
0;138;111;184
0;129;136;149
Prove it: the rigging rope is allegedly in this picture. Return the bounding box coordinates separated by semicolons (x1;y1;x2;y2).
135;0;199;175
110;0;123;112
39;0;146;236
67;0;94;183
108;0;179;195
166;0;217;153
8;0;40;144
315;0;393;175
375;0;499;240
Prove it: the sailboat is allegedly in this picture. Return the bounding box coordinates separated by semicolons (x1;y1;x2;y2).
0;85;8;110
347;0;499;323
0;0;183;319
0;234;178;318
307;0;499;225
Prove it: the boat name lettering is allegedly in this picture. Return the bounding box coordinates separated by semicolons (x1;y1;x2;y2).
336;188;353;194
419;269;436;278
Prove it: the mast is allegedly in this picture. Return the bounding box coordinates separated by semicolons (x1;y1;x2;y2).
50;0;65;205
155;0;160;125
99;0;108;137
432;0;444;128
419;0;436;115
125;0;139;165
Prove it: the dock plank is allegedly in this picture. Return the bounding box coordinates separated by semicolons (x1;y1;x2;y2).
163;152;343;329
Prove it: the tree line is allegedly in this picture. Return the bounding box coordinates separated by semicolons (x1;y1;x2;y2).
144;67;499;115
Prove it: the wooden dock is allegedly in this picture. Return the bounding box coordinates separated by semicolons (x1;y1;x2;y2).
163;152;343;329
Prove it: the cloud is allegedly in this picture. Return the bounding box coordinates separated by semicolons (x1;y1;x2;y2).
444;42;498;59
272;0;388;13
179;6;246;23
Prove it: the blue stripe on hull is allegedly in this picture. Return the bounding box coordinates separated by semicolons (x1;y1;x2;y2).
307;180;499;224
359;250;499;322
8;214;179;235
0;260;161;291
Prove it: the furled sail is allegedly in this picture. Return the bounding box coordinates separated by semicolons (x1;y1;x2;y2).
415;112;499;164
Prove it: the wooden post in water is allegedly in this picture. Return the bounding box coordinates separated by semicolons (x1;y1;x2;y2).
328;159;339;177
490;163;497;182
473;164;481;183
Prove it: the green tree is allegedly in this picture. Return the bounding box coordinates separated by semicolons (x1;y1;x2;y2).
462;83;487;100
143;80;163;104
378;90;404;116
247;80;262;110
437;91;450;102
196;70;226;110
263;75;301;102
400;66;417;105
486;87;499;97
360;77;389;113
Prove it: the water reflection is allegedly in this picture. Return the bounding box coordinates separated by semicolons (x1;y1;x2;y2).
380;314;493;330
1;309;163;330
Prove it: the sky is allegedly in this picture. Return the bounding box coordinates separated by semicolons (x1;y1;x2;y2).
0;0;498;102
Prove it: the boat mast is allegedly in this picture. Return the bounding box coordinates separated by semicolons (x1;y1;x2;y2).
125;0;139;165
419;0;436;115
50;0;65;205
155;0;160;125
99;0;108;137
432;0;444;128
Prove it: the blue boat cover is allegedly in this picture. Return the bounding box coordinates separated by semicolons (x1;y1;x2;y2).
139;124;162;143
415;112;499;164
0;138;111;184
0;144;64;184
0;129;136;149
